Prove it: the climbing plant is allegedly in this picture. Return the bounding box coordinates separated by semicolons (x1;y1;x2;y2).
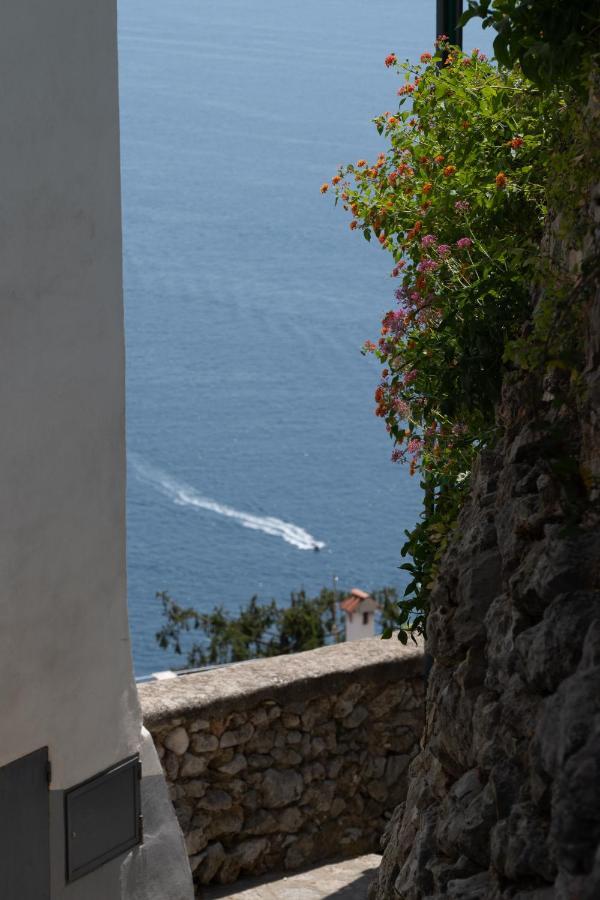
325;40;568;637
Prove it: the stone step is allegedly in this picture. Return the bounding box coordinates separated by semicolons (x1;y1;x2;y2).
199;853;381;899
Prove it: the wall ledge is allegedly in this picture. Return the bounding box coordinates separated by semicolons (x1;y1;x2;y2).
139;638;424;729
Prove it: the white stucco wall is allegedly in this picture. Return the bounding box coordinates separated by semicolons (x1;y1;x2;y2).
0;4;193;898
345;612;375;641
0;0;139;789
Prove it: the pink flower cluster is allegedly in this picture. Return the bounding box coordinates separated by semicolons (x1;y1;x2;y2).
416;259;438;273
407;438;423;456
456;237;472;249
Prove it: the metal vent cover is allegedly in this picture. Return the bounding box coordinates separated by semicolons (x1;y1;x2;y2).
65;754;142;882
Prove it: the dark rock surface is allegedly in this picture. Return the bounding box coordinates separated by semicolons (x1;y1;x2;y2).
370;195;600;899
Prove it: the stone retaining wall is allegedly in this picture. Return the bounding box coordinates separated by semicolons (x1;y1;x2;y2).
368;174;600;899
139;640;424;891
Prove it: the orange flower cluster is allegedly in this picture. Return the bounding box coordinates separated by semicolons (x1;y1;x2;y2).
443;165;457;177
406;220;423;241
422;182;433;194
509;136;524;148
357;159;367;168
495;171;508;189
384;53;397;68
434;154;445;164
397;83;415;96
374;385;386;417
320;183;329;194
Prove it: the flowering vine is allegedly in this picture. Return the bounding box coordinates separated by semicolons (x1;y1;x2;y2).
326;40;565;638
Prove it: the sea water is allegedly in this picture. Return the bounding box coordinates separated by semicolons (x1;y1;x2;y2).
118;0;492;675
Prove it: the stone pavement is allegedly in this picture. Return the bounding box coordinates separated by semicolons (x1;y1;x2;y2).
199;853;381;899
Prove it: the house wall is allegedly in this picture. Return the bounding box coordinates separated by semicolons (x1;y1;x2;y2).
139;640;425;893
0;3;192;897
346;610;376;641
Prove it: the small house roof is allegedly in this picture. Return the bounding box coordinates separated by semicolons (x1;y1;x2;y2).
339;588;379;614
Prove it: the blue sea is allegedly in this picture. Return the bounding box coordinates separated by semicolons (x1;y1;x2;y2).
118;0;492;676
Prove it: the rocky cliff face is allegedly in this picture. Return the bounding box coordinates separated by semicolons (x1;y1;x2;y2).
370;184;600;898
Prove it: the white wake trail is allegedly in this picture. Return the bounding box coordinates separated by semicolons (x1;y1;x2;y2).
129;454;325;551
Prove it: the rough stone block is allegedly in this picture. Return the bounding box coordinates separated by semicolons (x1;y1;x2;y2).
185;828;208;855
191;732;219;753
197;789;233;812
279;806;304;833
343;705;369;729
189;718;210;733
180;753;208;778
262;768;304;809
194;842;226;885
218;753;247;776
244;810;279;835
164;725;189;756
205;807;244;840
220;722;255;748
271;747;303;767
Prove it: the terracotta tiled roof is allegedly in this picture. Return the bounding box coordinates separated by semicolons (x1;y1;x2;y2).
340;588;373;614
340;596;361;614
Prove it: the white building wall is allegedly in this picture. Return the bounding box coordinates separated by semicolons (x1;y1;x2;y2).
345;611;376;641
0;0;137;792
0;3;192;898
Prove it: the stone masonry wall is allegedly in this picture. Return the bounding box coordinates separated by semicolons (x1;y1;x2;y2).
368;184;600;895
139;640;424;892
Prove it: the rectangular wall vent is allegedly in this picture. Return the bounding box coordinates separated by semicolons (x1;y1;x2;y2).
65;754;142;882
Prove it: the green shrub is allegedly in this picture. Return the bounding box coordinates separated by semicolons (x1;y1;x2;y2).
462;0;600;93
156;587;405;665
